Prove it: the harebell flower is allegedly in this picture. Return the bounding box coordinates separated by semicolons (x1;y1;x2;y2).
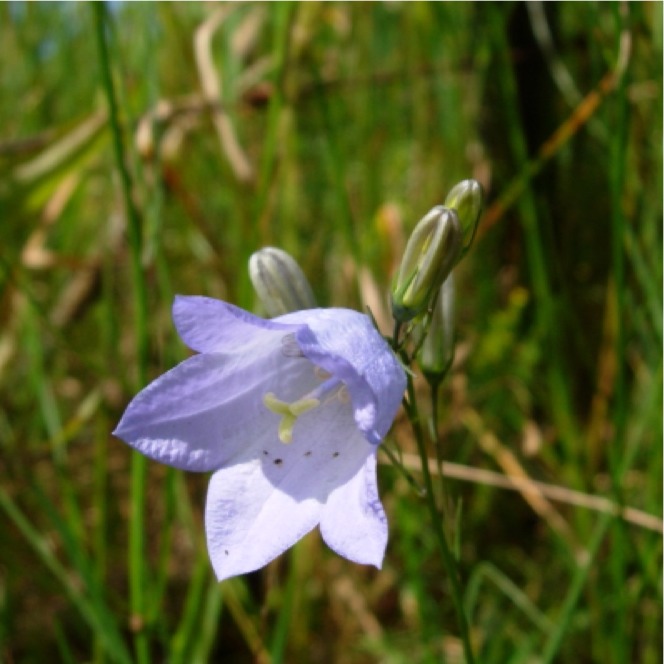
115;296;405;581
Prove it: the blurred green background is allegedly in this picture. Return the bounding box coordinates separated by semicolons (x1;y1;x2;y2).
0;2;661;663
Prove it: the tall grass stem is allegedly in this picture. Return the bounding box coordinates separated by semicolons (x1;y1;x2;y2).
93;4;150;662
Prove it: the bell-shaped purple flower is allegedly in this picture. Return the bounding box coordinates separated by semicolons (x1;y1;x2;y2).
114;296;406;581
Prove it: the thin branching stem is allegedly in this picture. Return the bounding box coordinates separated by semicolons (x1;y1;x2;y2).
381;444;426;497
401;364;475;664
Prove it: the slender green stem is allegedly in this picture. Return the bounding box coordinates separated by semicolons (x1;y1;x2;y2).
430;382;449;506
170;552;210;664
94;5;150;662
392;319;402;349
403;369;475;664
269;554;298;664
540;514;612;663
93;421;109;664
381;443;425;496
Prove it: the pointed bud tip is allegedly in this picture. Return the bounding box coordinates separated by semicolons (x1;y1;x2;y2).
444;179;483;245
249;247;316;318
391;207;462;322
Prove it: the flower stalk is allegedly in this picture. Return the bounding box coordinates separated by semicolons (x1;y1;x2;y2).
390;197;476;660
393;330;476;664
418;275;457;503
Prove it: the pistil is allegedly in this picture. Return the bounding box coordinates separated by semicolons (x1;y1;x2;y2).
263;374;347;444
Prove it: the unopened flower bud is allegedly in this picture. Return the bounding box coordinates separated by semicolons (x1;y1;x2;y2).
444;179;483;248
249;247;316;317
391;206;462;322
419;273;455;383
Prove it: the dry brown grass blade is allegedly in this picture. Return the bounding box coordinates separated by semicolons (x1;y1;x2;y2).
585;279;618;466
462;408;579;548
0;290;26;381
22;173;80;270
358;266;391;333
390;452;662;535
12;111;107;185
333;576;383;639
194;6;253;183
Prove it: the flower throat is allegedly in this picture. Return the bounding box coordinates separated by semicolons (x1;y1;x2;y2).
263;370;349;444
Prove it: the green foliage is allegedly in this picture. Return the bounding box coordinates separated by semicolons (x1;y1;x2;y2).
0;2;661;663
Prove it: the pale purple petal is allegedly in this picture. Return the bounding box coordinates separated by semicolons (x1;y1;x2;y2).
205;395;374;580
173;295;301;354
205;462;323;581
320;452;387;568
113;335;319;472
278;308;406;444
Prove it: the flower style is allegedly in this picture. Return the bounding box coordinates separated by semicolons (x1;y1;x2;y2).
114;296;406;581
